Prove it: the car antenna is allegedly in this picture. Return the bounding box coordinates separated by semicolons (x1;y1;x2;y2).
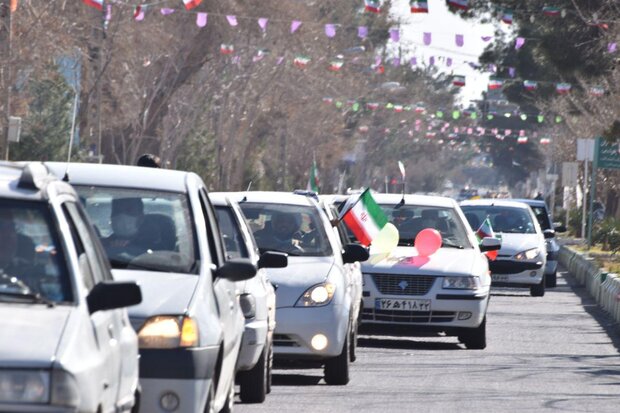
63;87;80;182
240;181;252;203
394;161;406;209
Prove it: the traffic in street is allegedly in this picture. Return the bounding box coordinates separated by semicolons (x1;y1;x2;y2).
237;270;620;412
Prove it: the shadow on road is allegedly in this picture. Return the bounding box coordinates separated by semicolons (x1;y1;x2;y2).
358;336;462;350
272;373;323;386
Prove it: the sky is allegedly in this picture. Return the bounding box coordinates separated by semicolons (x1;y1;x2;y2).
389;0;500;105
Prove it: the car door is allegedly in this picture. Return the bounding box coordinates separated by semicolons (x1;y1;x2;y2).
198;190;244;399
63;202;124;412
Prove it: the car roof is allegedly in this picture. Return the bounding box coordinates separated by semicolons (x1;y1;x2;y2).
209;192;232;206
225;191;318;207
510;198;547;208
460;199;531;209
45;162;196;193
0;161;76;202
371;193;458;208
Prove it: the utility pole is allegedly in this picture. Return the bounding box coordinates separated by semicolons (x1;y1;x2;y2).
0;0;12;160
86;0;106;163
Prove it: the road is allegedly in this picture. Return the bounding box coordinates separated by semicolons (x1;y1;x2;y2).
236;268;620;412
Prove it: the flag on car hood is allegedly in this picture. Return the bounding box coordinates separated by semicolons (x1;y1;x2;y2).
342;189;388;246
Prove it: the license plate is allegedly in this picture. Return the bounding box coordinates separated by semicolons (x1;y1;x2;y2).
375;298;431;311
492;274;510;282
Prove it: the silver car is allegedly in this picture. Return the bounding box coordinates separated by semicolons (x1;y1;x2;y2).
0;162;142;413
47;163;255;413
211;193;286;403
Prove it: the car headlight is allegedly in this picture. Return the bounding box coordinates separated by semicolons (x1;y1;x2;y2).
442;276;480;290
138;315;199;349
0;370;50;403
295;283;336;307
239;293;256;319
51;369;80;407
514;248;540;261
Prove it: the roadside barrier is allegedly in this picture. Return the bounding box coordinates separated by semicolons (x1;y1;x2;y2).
558;245;620;325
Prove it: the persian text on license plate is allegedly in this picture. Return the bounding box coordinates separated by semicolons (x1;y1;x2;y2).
492;274;510;282
375;298;431;311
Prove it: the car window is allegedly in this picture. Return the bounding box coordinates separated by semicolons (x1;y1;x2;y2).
379;204;473;248
461;206;537;234
215;206;249;259
75;186;199;274
0;201;72;303
239;202;333;257
529;205;551;231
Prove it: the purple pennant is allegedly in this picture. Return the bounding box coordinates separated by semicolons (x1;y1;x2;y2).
392;57;401;67
515;37;525;50
258;18;268;32
196;13;207;28
134;7;145;21
226;15;238;26
481;36;492;42
446;57;452;67
488;64;497;73
105;4;112;21
325;24;336;38
455;34;464;47
375;56;382;66
276;56;285;65
423;32;432;45
160;8;175;15
390;28;400;42
429;56;435;66
609;43;618;53
358;26;368;39
508;67;516;77
291;20;302;33
410;57;417;66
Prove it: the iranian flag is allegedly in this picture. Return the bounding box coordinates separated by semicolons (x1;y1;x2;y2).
452;75;466;87
306;159;320;193
542;6;561;16
82;0;103;10
501;9;513;24
342;189;388;246
294;56;311;68
365;0;382;13
448;0;469;10
410;1;429;13
476;217;498;260
328;60;344;71
590;86;605;97
183;0;203;10
488;77;504;90
523;80;538;91
556;82;571;94
220;44;234;55
367;102;379;110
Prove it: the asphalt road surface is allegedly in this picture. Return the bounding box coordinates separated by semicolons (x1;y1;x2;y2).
236;268;620;412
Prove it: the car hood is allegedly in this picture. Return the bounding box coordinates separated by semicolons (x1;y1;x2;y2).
0;304;71;368
362;246;478;276
266;257;334;308
496;233;543;257
112;270;198;323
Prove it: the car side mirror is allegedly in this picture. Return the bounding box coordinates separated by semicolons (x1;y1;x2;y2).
217;258;257;281
543;229;555;239
87;281;142;315
553;223;566;233
342;243;369;264
479;237;501;252
258;251;288;269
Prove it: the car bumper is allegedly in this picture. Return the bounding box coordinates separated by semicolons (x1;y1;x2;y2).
360;292;489;331
0;405;75;413
138;346;219;413
489;259;544;286
236;318;269;371
272;304;348;359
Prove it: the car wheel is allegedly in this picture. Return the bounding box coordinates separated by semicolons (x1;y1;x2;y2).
239;343;268;403
545;270;557;288
266;340;273;394
531;276;546;297
324;335;349;385
458;317;486;350
349;321;358;363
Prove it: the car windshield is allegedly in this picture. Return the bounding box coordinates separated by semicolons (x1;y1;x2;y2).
0;200;72;303
529;205;551;231
239;202;333;257
379;204;473;248
215;206;249;260
461;205;536;234
75;186;199;274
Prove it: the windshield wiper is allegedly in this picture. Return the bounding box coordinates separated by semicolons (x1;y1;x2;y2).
442;241;464;249
398;239;415;246
0;291;56;307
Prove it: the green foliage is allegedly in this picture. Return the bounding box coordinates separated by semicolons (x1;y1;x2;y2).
593;218;620;254
11;69;73;162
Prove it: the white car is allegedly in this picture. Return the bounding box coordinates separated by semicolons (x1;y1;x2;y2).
0;162;142;413
211;193;285;403
460;199;547;297
47;162;255;413
232;191;368;385
359;194;500;349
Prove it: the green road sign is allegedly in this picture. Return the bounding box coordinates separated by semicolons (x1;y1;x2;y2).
596;138;620;170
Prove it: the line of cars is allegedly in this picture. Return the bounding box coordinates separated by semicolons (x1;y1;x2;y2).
0;161;371;413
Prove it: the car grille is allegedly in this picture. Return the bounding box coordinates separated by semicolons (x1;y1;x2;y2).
362;308;455;323
273;334;300;347
370;274;436;296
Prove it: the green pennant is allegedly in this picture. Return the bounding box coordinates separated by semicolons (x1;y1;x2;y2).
555;115;563;123
487;114;494;120
452;110;460;119
537;115;544;123
352;103;360;111
335;101;343;108
386;102;394;109
436;111;444;118
470;112;478;120
520;114;527;121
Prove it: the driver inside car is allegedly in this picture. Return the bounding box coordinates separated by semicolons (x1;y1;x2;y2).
254;211;303;253
0;209;39;293
103;197;147;257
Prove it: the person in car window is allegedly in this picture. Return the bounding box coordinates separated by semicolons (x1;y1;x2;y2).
254;212;302;252
0;209;38;292
103;198;146;256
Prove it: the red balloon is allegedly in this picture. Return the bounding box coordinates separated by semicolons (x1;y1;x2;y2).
415;228;442;256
